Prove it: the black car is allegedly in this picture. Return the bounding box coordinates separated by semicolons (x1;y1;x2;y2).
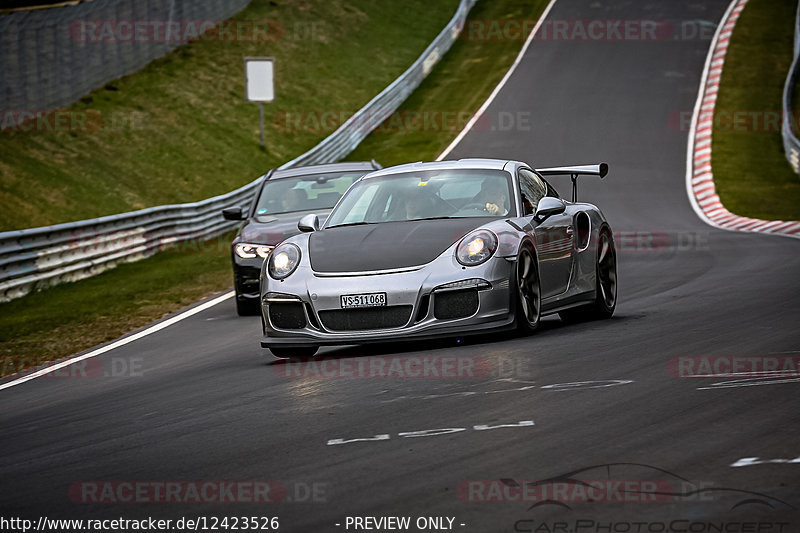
222;161;382;315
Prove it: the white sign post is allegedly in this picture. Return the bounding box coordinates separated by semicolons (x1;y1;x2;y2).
244;57;275;148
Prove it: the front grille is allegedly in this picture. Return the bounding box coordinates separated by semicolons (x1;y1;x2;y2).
268;302;307;329
434;289;479;320
319;306;412;331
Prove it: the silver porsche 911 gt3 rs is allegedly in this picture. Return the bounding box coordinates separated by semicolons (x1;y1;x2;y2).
259;158;617;358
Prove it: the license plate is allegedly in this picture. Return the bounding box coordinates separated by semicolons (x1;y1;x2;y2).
340;292;387;308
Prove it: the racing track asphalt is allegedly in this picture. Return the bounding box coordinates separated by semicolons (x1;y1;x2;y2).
2;0;799;530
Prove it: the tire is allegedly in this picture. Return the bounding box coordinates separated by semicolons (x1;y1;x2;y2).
514;246;542;333
269;347;319;359
559;228;617;322
235;295;261;316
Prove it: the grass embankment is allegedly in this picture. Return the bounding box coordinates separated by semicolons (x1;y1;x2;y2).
0;236;234;376
0;0;550;377
712;0;800;220
0;0;459;230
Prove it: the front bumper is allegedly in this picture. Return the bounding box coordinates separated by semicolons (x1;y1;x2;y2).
260;254;516;349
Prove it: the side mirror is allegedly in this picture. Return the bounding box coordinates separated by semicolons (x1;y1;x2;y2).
222;207;245;221
298;213;320;232
534;197;566;223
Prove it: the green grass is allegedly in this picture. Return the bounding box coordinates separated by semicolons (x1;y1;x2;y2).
0;235;234;377
0;0;549;377
347;0;550;165
0;0;459;231
712;0;800;220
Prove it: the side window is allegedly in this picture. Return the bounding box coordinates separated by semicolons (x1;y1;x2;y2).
518;169;547;215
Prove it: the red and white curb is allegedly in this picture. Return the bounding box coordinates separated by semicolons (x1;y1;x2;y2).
686;0;800;239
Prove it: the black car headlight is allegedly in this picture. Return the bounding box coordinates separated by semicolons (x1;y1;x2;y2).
456;230;498;267
268;243;301;280
234;243;274;259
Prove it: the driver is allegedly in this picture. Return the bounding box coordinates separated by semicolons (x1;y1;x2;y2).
474;180;508;216
405;187;438;220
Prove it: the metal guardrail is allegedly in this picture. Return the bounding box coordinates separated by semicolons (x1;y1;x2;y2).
0;179;260;301
782;0;800;173
0;0;477;301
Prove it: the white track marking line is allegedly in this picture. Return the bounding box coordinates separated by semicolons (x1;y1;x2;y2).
436;0;560;160
697;376;800;390
0;291;234;392
685;0;800;240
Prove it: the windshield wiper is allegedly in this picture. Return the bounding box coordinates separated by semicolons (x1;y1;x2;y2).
326;222;378;229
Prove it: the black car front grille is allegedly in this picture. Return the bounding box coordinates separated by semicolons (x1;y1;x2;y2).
318;306;412;331
235;266;262;293
433;289;479;320
268;302;307;329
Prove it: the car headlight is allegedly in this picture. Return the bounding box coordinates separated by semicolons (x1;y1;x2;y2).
234;243;274;259
456;230;498;267
268;243;301;280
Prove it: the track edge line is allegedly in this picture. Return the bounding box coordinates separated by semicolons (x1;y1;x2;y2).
0;290;235;392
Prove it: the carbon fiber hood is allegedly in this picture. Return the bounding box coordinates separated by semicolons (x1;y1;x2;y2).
308;218;486;273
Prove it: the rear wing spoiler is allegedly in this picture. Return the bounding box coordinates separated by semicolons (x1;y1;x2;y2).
536;163;608;202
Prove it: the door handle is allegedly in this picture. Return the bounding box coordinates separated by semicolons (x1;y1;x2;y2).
566;226;574;235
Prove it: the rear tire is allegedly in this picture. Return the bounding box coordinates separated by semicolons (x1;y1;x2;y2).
559;228;617;322
269;347;319;359
514;246;541;333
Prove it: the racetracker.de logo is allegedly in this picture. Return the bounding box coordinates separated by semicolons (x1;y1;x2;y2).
1;356;143;379
69;19;285;43
462;19;714;42
0;110;103;133
669;109;798;133
272;110;531;134
457;480;677;503
69;481;286;504
667;356;800;378
273;356;491;379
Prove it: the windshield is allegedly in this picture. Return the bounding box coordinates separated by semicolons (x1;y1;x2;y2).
325;169;515;228
253;171;366;216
